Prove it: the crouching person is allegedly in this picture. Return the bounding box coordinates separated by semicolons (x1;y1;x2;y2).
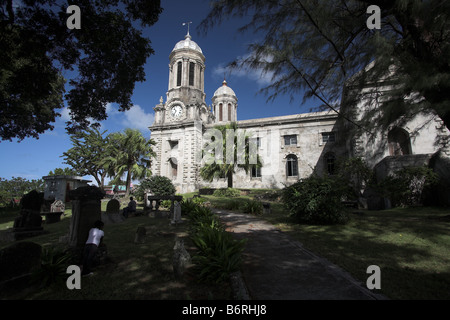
81;220;104;276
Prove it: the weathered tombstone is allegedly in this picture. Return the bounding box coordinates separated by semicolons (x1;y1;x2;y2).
45;199;65;224
106;199;120;214
101;198;125;224
134;226;146;244
170;201;182;225
68;186;104;249
10;190;45;240
0;241;42;296
172;238;191;280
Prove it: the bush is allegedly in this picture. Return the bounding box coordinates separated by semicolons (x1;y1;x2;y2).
160;200;172;208
135;176;176;200
31;247;73;288
224;199;242;211
378;166;438;207
187;202;246;283
213;188;240;198
191;226;246;283
282;175;349;225
241;200;263;215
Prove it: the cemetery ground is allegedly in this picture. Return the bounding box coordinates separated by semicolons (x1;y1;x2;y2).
0;200;233;300
1;190;450;300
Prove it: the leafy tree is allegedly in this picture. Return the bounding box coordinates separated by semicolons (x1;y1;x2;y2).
103;129;156;196
62;128;110;190
336;157;374;200
0;177;44;206
200;122;262;188
47;167;79;176
199;0;450;132
0;0;163;141
135;175;176;199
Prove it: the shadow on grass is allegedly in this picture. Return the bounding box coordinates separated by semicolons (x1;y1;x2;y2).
2;209;233;300
216;206;450;300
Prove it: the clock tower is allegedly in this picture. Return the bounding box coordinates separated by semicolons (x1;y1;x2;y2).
150;31;214;193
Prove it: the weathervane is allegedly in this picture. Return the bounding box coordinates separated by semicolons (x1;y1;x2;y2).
182;21;192;36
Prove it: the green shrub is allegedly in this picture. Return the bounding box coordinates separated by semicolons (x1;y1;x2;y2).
135;176;176;200
187;201;246;283
188;205;218;230
282;175;349;225
191;222;246;283
160;200;172;208
378;166;438;207
181;199;198;215
31;247;73;288
241;200;263;215
213;188;240;198
224;199;242;211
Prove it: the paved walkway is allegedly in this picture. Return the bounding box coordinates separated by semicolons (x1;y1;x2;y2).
214;209;387;300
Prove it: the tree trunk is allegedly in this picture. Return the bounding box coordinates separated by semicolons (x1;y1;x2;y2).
227;172;233;189
125;166;132;197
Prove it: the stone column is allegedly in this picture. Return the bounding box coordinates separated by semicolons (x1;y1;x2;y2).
68;186;105;249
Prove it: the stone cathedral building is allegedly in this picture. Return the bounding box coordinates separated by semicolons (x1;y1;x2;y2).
149;32;450;197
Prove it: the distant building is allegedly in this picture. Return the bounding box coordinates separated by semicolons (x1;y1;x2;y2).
42;175;91;202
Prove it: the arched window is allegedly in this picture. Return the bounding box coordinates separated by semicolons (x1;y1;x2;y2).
176;61;182;86
219;103;223;121
189;62;195;86
286;154;298;177
388;127;412;156
324;152;336;175
228;103;232;121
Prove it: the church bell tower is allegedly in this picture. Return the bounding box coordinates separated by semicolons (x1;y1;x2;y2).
150;29;213;193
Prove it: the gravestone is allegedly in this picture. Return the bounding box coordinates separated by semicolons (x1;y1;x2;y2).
46;199;65;224
0;242;42;296
68;186;104;249
51;199;65;213
134;226;146;244
170;201;182;225
106;199;120;214
172;238;191;280
10;190;45;240
101;198;125;224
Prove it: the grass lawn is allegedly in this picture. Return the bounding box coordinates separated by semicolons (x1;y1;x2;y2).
261;203;450;300
200;191;450;300
2;191;450;300
0;199;232;300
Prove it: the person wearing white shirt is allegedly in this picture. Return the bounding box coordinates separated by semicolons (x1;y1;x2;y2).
81;220;104;276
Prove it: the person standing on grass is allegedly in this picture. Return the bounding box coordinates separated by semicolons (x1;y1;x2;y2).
81;220;104;276
122;196;137;218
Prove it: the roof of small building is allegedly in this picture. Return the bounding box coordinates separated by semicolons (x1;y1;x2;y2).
42;175;92;183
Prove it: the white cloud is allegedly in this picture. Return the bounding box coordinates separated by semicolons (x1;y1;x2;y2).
59;106;72;122
121;104;154;132
212;53;277;87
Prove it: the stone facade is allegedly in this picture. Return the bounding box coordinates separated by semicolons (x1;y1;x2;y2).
149;33;450;194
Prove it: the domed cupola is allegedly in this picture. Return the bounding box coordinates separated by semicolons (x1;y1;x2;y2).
166;30;206;109
172;32;203;54
212;80;238;123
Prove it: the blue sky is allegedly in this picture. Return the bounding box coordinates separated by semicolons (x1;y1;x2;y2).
0;0;318;184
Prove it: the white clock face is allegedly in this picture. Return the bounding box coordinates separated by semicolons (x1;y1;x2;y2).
171;105;182;118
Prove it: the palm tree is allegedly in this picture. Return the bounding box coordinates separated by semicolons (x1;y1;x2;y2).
200;122;262;188
103;129;156;196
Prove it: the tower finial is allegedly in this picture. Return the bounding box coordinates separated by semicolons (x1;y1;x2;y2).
182;21;192;39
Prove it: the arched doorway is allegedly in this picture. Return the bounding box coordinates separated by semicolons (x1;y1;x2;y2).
388;127;412;156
